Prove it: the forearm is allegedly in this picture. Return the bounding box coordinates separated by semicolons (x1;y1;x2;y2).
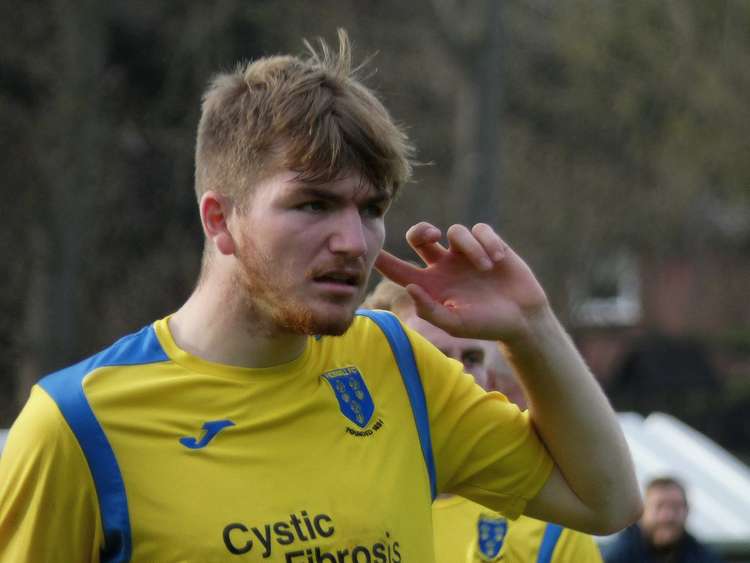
503;306;642;531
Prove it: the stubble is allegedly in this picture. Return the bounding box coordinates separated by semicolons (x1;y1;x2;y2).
233;236;360;336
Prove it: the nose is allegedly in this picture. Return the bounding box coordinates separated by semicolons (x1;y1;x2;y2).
329;208;367;257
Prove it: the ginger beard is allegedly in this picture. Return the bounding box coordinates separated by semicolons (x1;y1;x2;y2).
233;234;366;336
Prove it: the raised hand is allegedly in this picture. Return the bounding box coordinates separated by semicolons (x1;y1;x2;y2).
375;222;549;342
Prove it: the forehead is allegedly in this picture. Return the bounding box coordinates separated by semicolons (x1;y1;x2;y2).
646;485;686;504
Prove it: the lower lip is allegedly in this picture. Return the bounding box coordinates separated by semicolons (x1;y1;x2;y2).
313;281;359;296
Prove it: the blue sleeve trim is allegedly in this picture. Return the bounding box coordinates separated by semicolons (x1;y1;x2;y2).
537;523;564;563
39;324;169;563
356;310;437;500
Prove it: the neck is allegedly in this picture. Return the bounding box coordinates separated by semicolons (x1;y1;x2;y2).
642;528;686;557
169;275;308;369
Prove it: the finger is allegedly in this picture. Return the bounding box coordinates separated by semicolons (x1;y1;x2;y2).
375;250;426;287
405;222;448;265
406;284;463;333
446;224;494;271
471;223;508;263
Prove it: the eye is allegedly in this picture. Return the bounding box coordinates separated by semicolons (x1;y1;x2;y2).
361;202;386;219
298;201;328;213
462;350;485;368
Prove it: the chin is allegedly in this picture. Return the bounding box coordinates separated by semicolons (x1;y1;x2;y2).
308;306;358;336
652;530;682;549
273;301;357;336
311;318;353;336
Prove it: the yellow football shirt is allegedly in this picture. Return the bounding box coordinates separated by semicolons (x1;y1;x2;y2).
0;312;552;562
432;496;603;563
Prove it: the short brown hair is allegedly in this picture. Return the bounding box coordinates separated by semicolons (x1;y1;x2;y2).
195;29;415;203
645;476;688;505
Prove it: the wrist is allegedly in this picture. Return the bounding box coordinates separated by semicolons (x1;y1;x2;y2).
502;304;559;352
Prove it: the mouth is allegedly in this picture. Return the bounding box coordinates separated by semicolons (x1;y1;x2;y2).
312;269;363;293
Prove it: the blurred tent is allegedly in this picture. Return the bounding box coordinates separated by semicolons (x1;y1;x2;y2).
615;411;750;548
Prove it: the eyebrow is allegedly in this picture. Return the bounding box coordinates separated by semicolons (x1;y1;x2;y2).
292;185;392;207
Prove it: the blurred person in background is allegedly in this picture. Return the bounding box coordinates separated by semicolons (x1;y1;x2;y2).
365;280;603;563
603;476;723;563
0;30;640;562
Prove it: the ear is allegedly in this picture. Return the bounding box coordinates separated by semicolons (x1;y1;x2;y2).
199;191;236;256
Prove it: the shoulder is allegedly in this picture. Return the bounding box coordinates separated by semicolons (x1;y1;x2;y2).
39;322;167;396
0;389;103;561
349;309;462;374
0;385;95;502
346;309;403;344
2;386;76;458
350;309;422;347
33;323;168;430
682;533;724;563
600;525;646;562
5;323;166;465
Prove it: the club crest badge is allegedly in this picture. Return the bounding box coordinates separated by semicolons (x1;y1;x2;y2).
322;367;374;428
476;513;507;561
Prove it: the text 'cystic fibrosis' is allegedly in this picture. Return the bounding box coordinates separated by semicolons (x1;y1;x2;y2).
222;510;402;562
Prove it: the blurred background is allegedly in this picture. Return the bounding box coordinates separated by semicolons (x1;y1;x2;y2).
1;0;749;555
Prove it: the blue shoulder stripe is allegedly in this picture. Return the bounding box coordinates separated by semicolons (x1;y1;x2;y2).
39;324;168;563
537;523;564;563
356;310;437;500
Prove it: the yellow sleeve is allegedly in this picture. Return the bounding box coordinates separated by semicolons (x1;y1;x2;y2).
406;325;554;519
552;528;603;563
0;386;104;562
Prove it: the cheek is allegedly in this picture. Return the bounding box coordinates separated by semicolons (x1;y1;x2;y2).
366;222;386;256
641;509;658;525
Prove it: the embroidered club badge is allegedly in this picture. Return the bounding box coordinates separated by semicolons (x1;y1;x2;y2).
322;367;374;428
477;513;508;561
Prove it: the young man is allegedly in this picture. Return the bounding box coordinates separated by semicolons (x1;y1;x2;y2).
603;477;723;563
365;280;604;563
0;31;641;562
